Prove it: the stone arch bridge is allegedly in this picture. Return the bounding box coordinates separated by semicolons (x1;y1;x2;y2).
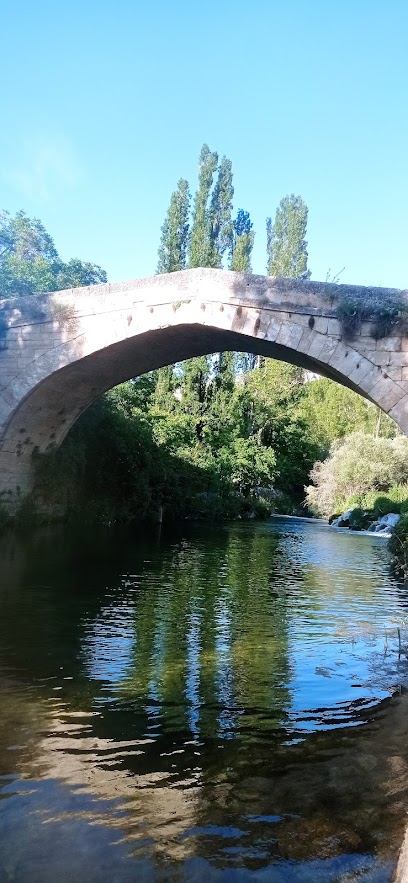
1;267;408;497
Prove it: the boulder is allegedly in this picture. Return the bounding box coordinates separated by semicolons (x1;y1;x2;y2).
331;509;354;528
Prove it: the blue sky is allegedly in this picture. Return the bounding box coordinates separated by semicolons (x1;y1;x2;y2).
1;1;407;288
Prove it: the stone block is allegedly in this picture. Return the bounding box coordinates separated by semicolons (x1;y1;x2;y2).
318;337;340;363
385;353;408;367
327;318;341;336
312;316;328;335
288;312;312;327
347;360;374;387
364;351;391;367
386;368;403;382
357;365;384;395
265;317;282;342
328;344;361;376
368;377;403;411
376;337;401;352
275;323;304;349
389;396;408;434
297;328;317;354
376;383;406;412
305;334;327;360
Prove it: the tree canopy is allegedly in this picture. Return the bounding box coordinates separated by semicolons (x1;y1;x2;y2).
0;210;107;296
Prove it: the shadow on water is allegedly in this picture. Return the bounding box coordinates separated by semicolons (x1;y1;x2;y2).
1;518;408;882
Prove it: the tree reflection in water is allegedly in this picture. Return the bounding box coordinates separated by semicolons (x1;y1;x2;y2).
0;519;407;881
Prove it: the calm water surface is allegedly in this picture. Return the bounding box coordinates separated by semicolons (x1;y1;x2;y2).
1;517;408;882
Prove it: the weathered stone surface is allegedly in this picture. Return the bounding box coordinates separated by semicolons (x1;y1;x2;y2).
0;267;408;495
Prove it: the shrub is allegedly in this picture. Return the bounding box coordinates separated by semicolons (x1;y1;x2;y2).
389;514;408;577
348;508;372;530
306;433;408;517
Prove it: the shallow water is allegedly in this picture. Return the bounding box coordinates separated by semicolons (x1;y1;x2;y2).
1;517;408;882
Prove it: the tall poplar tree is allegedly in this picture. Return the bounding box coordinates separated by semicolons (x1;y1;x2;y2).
209;156;234;267
266;195;311;279
230;209;254;272
188;144;218;268
155;179;190;404
157;179;190;273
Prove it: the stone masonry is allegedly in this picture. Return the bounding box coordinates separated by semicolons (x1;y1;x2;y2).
0;267;408;498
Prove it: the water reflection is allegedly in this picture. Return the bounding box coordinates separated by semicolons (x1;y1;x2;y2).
0;519;408;881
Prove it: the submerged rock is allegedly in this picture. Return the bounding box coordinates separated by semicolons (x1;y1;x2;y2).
330;509;354;528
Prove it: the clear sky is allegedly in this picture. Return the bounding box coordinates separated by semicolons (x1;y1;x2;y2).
1;0;407;289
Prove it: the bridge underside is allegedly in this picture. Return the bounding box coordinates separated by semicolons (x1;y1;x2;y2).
3;325;376;457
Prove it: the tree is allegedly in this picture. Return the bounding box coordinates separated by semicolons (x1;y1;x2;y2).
153;364;176;411
54;258;107;289
230;209;254;272
0;210;58;261
178;355;212;441
188;144;218;268
0;210;106;296
296;377;397;450
155;177;190;409
266;195;311;279
157;179;190;273
208;156;234;267
306;433;408;516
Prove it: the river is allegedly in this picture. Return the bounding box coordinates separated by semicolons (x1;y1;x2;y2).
1;517;408;882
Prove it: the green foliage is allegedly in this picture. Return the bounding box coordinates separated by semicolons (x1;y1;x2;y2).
230;209;254;272
188;144;219;268
346;485;408;516
266;195;310;279
307;433;408;517
0;210;106;297
347;508;371;530
296;377;396;451
389;514;408;576
156;179;190;273
208;156;234;266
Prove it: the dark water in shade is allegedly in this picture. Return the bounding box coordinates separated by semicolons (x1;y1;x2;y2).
1;517;408;882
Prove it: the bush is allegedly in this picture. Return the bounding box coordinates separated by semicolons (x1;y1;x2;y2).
348;508;372;530
389;514;408;577
306;433;408;517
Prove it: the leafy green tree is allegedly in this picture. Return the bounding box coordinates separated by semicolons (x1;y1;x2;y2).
177;355;212;441
266;195;311;279
0;210;58;261
54;259;108;289
208;155;234;267
230;209;254;272
306;432;408;516
296;377;397;450
237;361;319;502
156;179;190;273
155;179;190;403
153;364;177;411
0;209;106;296
188;144;218;268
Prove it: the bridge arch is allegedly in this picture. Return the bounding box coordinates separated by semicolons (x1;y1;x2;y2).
0;268;407;494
